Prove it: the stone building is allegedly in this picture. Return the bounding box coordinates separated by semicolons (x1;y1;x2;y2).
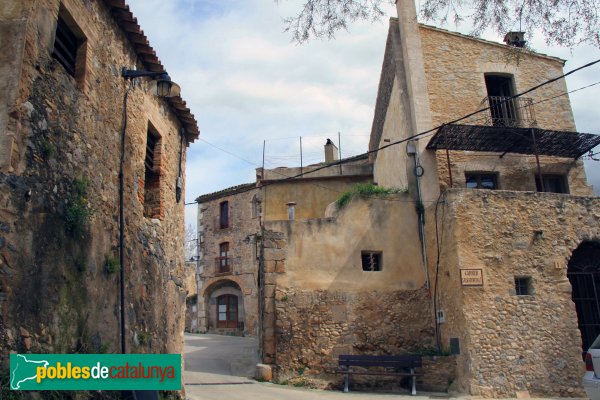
0;0;198;373
195;1;600;397
194;146;373;337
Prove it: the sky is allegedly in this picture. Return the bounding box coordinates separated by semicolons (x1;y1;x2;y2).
125;0;600;230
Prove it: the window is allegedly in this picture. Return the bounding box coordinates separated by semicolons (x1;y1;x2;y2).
361;251;382;271
52;9;86;79
484;74;518;126
216;242;230;274
251;195;260;219
216;294;238;328
515;277;532;296
535;174;568;194
220;201;229;228
143;125;162;218
465;173;498;189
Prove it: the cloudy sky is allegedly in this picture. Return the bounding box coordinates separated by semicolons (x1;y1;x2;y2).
125;0;599;229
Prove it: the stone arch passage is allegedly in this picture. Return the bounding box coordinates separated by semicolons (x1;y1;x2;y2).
202;279;245;335
567;241;600;356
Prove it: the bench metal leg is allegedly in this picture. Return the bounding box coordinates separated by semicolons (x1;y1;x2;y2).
344;373;349;393
411;368;416;395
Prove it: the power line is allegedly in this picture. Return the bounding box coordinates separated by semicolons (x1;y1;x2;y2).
192;58;600;201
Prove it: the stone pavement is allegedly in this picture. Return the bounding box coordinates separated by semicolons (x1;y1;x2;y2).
182;333;585;400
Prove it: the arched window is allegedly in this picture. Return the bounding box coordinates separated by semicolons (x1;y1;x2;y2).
217;242;230;274
217;294;238;328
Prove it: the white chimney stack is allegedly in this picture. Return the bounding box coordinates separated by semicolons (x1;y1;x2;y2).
324;139;338;163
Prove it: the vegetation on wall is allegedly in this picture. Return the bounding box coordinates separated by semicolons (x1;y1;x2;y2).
64;177;92;237
336;182;407;209
104;255;120;275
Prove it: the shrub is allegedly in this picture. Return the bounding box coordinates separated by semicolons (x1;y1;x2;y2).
335;182;407;209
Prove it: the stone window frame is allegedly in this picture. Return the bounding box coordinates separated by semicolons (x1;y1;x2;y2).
251;195;260;219
514;276;533;296
52;5;88;88
465;171;499;190
142;122;164;219
361;251;382;271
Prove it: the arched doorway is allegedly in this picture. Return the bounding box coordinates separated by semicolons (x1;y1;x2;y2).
204;279;245;334
567;241;600;355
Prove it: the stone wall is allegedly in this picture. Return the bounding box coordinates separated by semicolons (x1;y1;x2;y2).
434;189;600;397
418;25;593;196
0;0;191;371
262;196;452;391
197;186;260;336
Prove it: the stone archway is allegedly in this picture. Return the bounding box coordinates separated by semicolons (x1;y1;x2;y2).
201;279;245;335
567;241;600;356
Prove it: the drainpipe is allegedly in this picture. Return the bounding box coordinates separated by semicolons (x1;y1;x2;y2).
407;141;430;290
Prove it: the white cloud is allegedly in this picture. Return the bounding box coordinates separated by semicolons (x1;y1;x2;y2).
126;0;600;230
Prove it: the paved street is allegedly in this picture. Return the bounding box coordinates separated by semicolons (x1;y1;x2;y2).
183;333;433;400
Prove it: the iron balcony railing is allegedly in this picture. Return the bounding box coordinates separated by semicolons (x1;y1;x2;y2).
478;96;537;128
215;256;231;274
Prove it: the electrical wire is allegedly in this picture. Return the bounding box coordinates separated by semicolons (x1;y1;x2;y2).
191;58;600;201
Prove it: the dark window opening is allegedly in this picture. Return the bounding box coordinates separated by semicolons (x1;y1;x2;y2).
515;276;532;296
216;294;238;328
220;201;229;229
361;251;382;271
535;174;568;194
485;75;518;126
52;10;85;78
465;173;498;189
144;126;162;218
216;242;230;274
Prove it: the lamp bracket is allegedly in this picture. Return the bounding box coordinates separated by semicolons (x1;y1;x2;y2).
121;67;170;81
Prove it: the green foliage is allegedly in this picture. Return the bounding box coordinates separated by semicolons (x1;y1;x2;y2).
137;332;148;346
335;182;407;209
40;139;55;159
280;294;289;302
104;255;120;275
297;366;306;375
64;177;92;237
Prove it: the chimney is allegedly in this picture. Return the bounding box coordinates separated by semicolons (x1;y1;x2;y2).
324;138;338;163
503;31;526;48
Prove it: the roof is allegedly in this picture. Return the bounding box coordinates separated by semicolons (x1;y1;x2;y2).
101;0;199;143
195;183;256;203
427;124;600;159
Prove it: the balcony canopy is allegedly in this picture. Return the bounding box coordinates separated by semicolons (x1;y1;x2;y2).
426;124;600;159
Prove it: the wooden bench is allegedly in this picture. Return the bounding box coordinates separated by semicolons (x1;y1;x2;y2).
336;354;422;395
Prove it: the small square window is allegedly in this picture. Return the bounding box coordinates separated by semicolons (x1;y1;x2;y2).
515;276;532;296
361;251;382;271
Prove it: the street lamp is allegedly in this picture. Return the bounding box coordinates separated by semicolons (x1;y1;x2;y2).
118;67;181;354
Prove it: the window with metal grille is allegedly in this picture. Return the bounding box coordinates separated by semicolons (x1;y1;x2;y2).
361;251;382;271
216;242;230;274
143;126;162;218
515;276;532;296
52;13;83;77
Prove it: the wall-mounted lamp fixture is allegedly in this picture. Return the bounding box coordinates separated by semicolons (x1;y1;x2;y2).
121;67;181;97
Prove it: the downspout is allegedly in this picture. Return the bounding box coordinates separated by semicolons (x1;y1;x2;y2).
119;82;133;354
407;141;430;290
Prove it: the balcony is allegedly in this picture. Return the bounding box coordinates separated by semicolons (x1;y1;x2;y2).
215;256;231;275
479;96;536;128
